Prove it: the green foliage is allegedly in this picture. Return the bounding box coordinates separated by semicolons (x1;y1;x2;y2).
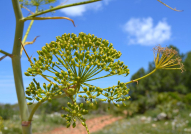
183;93;191;105
183;52;191;91
155;92;185;120
0;116;3;132
1;127;22;134
0;104;14;120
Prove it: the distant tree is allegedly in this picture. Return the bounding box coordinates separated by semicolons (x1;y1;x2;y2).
183;52;191;91
128;45;189;100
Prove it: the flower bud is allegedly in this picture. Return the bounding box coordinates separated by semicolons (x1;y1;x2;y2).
89;103;94;107
47;83;52;91
83;95;87;99
97;92;101;96
122;102;126;106
66;123;71;128
80;103;83;108
25;97;33;101
72;122;76;128
61;114;67;118
72;110;76;114
104;93;108;97
83;87;87;92
27;102;33;105
100;99;107;101
81;122;86;127
33;57;37;62
24;72;31;76
48;97;52;102
43;83;46;89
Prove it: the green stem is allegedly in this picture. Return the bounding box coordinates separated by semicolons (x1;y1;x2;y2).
82;65;97;79
21;6;38;56
161;68;181;70
86;68;100;79
12;0;31;134
87;69;104;79
28;102;42;121
22;19;34;44
22;0;101;19
0;49;12;56
125;69;157;85
79;91;85;93
28;94;67;121
86;73;113;82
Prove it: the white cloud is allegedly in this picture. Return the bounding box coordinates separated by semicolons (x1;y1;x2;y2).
104;0;112;5
123;17;171;46
60;0;112;17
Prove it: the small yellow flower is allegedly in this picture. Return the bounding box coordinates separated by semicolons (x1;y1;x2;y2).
153;44;185;73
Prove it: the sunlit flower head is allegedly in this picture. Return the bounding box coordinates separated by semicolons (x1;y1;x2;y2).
153;44;185;73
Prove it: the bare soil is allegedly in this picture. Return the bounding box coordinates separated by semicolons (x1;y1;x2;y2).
35;115;124;134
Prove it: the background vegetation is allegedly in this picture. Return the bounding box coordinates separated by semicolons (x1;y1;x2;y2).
1;45;191;133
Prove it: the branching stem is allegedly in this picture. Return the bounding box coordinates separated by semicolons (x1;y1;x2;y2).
24;0;101;18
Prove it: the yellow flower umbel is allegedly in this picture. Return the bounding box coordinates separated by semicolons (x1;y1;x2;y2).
153;45;185;73
126;44;185;85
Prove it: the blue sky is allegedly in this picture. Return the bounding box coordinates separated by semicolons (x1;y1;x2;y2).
0;0;191;104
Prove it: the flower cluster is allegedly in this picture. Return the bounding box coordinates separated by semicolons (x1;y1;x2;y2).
61;100;90;132
24;32;131;133
153;45;185;73
25;78;62;104
79;81;130;110
24;32;130;103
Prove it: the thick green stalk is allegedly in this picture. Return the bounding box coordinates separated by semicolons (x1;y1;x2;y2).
11;0;31;134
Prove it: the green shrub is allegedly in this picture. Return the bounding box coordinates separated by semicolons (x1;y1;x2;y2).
167;92;181;101
183;93;191;105
0;104;14;120
2;127;22;134
0;116;3;131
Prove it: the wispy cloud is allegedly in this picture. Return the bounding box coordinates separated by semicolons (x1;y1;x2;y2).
0;79;15;88
59;0;112;17
123;17;171;46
